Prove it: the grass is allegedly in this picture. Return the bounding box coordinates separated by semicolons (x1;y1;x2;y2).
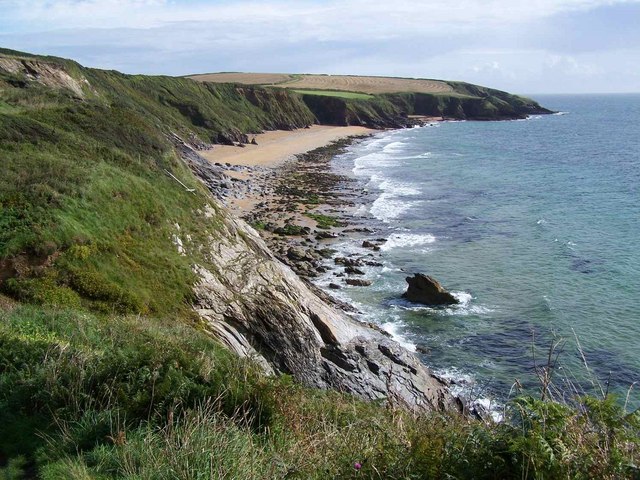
293;89;374;100
1;305;638;479
0;51;316;317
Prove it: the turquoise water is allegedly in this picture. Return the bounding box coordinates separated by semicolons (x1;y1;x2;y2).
329;95;640;405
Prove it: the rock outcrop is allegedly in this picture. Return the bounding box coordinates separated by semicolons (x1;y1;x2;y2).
0;56;90;98
403;273;459;306
182;142;457;412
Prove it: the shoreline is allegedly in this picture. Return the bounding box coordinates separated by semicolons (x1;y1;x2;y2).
199;124;396;310
200;125;374;168
204;121;502;415
200;125;376;216
204;123;431;312
203;122;442;289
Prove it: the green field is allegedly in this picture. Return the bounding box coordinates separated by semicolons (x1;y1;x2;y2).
292;89;374;99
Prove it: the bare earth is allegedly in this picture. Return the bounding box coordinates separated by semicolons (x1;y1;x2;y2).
189;73;453;95
200;125;373;168
189;72;293;85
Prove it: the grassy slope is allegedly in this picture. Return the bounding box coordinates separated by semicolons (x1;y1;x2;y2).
0;49;314;317
0;49;638;479
2;305;638;479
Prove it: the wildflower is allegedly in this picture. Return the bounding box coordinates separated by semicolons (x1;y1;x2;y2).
354;462;362;470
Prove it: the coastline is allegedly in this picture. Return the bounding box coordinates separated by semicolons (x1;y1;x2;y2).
204;125;390;283
203;121;503;415
200;125;374;168
200;125;375;217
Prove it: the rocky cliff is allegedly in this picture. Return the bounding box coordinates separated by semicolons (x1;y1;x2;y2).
178;140;457;412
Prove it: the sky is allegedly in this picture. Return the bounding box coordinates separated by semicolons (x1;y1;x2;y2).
1;0;639;94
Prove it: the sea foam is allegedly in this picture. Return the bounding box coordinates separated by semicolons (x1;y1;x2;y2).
380;232;436;251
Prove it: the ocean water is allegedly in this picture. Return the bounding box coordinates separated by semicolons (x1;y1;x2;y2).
328;94;640;406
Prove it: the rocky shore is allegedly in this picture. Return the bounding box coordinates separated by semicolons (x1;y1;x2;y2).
175;123;466;413
221;136;388;298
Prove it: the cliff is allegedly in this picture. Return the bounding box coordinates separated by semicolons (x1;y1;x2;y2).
189;71;553;125
0;48;456;412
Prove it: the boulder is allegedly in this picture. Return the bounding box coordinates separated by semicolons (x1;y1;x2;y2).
345;266;365;275
287;246;308;262
335;256;363;267
403;273;458;306
346;278;373;287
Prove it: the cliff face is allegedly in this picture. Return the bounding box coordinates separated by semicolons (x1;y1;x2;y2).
301;89;552;126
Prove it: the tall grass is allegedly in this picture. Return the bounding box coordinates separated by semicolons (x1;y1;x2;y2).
0;306;638;478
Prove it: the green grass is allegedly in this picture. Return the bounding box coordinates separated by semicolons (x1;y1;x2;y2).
293;89;374;99
1;305;638;479
0;52;316;316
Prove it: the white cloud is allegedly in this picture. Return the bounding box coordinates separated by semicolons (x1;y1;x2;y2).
1;0;639;92
3;0;639;33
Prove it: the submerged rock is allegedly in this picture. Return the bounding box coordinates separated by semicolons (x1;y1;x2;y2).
403;273;458;306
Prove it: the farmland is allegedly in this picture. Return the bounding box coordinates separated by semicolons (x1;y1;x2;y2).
189;72;454;95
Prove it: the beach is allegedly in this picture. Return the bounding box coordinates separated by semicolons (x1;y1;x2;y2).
199;124;393;297
200;125;373;168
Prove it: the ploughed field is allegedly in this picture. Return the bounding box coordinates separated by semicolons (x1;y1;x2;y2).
189;72;454;95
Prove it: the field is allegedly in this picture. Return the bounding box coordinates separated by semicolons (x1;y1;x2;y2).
189;72;453;95
188;72;294;85
291;89;373;99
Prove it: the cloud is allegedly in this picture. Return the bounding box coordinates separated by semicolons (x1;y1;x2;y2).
1;0;639;92
3;0;638;32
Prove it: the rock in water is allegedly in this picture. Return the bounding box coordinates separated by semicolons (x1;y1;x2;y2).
403;273;458;305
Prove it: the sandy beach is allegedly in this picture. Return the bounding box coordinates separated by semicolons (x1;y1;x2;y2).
200;125;373;168
199;124;390;288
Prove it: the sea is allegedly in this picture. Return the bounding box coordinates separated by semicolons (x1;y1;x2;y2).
324;94;640;410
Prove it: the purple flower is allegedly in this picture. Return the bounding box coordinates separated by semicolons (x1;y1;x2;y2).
354;462;362;470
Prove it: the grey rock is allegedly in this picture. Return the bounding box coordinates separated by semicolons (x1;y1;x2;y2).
178;139;457;413
403;273;459;306
345;278;373;287
345;266;365;275
287;246;308;262
335;257;363;267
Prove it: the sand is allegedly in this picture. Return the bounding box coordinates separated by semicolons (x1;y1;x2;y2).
200;125;374;168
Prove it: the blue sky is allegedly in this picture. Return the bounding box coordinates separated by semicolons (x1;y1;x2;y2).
1;0;639;94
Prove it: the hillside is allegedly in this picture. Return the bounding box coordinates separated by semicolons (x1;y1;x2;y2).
1;48;637;479
189;72;553;122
